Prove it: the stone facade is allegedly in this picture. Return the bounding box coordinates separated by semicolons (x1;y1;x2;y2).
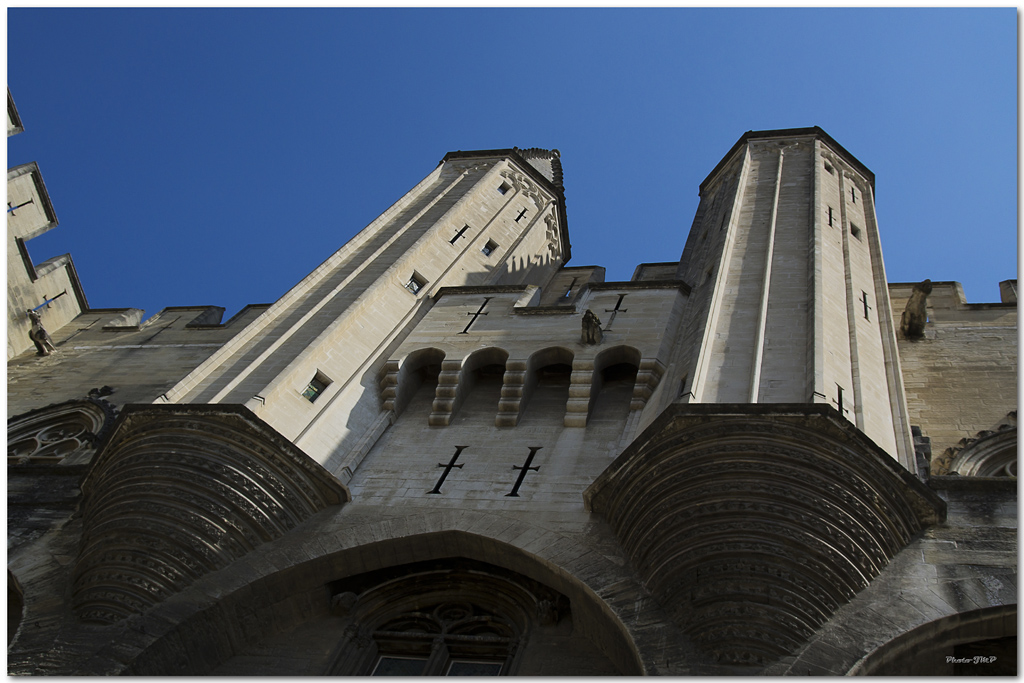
7;112;1016;676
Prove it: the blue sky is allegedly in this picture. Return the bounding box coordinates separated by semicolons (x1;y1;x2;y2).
8;8;1017;320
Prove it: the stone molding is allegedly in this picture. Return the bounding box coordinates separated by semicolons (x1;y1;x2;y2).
933;410;1017;477
584;404;945;667
71;404;348;624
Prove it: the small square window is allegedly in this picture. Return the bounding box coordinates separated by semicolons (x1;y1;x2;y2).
301;371;331;403
824;161;834;175
850;224;861;240
497;182;511;195
482;240;498;257
406;272;427;294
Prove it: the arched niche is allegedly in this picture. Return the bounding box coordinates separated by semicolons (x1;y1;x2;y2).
589;345;641;422
430;347;509;426
384;347;445;418
511;346;574;427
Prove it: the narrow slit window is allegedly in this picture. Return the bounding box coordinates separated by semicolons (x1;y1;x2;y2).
563;277;578;298
449;225;470;244
482;240;498;257
301;371;331;403
497;181;511;195
406;272;427;295
827;206;834;227
850;187;857;203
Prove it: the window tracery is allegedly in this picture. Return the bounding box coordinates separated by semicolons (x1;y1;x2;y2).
7;398;115;466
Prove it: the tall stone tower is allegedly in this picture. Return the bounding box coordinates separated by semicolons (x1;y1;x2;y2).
158;149;569;471
669;128;913;467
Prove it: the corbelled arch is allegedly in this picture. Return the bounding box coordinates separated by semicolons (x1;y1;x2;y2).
564;344;643;427
498;346;575;427
430;346;509;426
380;347;446;417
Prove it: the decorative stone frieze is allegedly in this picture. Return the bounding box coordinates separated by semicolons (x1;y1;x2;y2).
71;404;348;624
584;404;945;667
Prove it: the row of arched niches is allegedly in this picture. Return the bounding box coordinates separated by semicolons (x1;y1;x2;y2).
379;344;665;429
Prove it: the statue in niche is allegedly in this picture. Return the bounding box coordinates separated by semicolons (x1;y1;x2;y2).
900;279;932;339
27;309;56;356
581;309;603;345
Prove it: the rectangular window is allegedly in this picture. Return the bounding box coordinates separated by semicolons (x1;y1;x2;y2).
824;161;835;175
482;240;498;257
406;272;427;295
827;206;834;227
850;224;861;239
301;371;331;403
850;187;857;203
497;181;511;195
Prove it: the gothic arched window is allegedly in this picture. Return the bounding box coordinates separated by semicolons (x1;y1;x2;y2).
325;559;567;676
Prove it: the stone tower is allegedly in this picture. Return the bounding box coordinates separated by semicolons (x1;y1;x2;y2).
158;148;569;471
668;128;913;467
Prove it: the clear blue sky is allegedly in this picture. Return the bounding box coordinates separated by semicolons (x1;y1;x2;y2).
8;8;1017;320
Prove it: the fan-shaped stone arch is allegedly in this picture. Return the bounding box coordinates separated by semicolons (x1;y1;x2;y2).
429;347;509;426
585;403;944;668
71;404;348;624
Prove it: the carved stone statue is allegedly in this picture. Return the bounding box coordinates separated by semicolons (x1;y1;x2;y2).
27;309;56;356
899;279;932;339
581;309;603;345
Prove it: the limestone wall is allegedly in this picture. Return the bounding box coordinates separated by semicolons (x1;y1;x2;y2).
889;280;1017;458
7;305;267;418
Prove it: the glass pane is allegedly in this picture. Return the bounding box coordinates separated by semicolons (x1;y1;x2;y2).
372;656;428;676
446;660;503;676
